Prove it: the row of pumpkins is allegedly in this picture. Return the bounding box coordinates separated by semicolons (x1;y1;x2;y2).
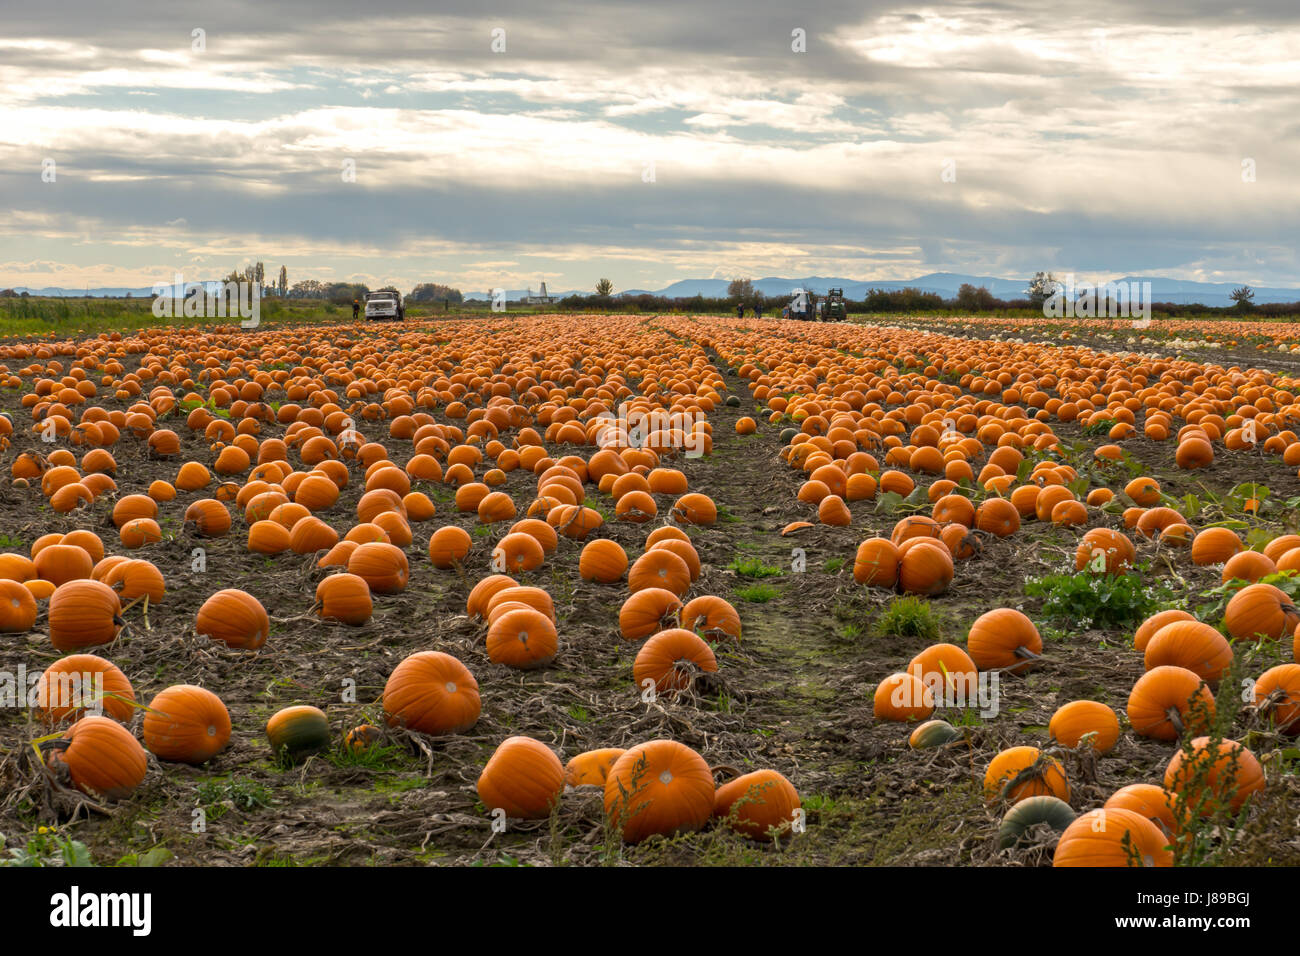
708;314;1300;475
699;318;1297;863
711;310;1300;628
6;319;816;846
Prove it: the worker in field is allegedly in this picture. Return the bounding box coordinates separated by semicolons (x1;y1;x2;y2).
737;303;745;319
352;298;360;320
754;302;763;319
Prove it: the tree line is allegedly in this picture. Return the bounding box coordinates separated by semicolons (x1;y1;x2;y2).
201;268;1300;317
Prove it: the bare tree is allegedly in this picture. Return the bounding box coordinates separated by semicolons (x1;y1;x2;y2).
1230;286;1255;310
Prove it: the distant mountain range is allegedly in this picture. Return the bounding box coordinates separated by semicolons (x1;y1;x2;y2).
11;273;1300;308
8;282;236;299
610;274;1300;307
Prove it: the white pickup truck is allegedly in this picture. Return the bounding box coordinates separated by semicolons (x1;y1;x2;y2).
364;291;404;321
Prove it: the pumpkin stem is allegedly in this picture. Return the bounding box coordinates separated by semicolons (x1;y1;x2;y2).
1013;646;1042;661
1166;706;1185;737
998;753;1057;803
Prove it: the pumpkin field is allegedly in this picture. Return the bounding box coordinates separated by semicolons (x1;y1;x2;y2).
1;312;1298;868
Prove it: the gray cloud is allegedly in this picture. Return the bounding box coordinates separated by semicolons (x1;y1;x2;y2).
1;1;1298;290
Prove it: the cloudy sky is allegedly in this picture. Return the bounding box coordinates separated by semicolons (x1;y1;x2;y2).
2;0;1298;294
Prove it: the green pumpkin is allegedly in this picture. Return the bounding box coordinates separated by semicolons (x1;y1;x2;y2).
725;395;740;407
908;719;962;749
997;795;1076;849
266;705;331;757
779;427;799;444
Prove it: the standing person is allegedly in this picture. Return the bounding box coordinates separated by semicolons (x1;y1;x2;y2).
737;303;745;319
754;302;763;319
352;298;360;320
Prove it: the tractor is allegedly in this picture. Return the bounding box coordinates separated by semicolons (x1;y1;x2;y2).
824;288;846;321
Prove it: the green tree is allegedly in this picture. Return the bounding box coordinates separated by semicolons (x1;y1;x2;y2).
409;282;463;304
727;277;756;306
1026;271;1059;307
289;279;324;298
956;283;996;311
595;278;614;297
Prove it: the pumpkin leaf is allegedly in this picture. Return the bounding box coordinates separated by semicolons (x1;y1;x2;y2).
61;840;94;868
1244;528;1275;550
1230;482;1270;501
874;491;904;515
129;846;173;867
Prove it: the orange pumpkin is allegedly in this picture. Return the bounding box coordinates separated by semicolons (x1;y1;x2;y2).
48;715;147;800
604;739;714;843
1143;620;1233;683
1224;582;1300;641
382;650;480;735
1048;700;1120;753
1253;663;1300;734
315;573;373;625
476;736;564;819
853;538;899;587
679;595;741;642
873;672;935;722
36;653;134;724
486;607;558;670
897;540;953;596
984;746;1070;804
491;531;546;573
428;525;472;568
195;588;269;649
578;538;628;583
347;542;409;594
713;769;801;841
618;588;683;641
1053;808;1172;867
627;548;691;597
966;607;1042;675
142;684;231;764
632;628;718;693
48;579;123;652
1127;665;1214;740
1164;736;1265;815
564;748;626;787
